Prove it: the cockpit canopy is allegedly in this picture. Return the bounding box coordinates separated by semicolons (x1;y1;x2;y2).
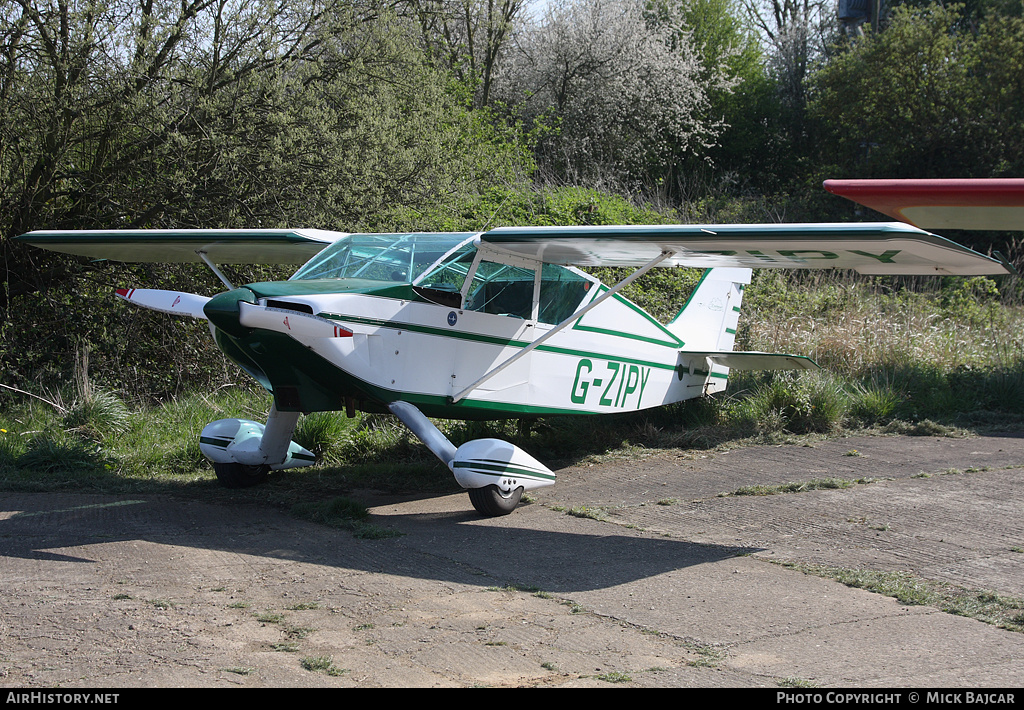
290;231;594;325
290;233;474;283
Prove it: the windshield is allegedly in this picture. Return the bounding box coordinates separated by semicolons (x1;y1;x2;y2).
291;233;475;283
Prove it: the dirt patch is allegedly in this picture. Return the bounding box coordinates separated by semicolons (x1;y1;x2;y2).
2;433;1023;687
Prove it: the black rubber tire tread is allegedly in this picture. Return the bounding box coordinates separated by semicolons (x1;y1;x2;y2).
213;462;270;488
468;485;523;517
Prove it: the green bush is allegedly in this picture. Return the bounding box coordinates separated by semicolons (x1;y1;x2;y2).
17;430;111;474
293;412;359;464
726;371;851;435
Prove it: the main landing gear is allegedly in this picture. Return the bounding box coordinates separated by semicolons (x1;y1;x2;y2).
468;484;524;517
212;462;270;488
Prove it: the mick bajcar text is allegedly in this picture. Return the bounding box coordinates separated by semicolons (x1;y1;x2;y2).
777;693;1015;705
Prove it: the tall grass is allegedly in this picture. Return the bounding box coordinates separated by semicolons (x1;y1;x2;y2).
722;271;1024;432
0;386;256;486
725;371;852;436
743;272;1022;373
0;384;448;494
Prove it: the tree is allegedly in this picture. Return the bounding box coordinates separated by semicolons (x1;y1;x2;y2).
0;0;532;304
648;0;785;193
807;4;1024;180
495;0;725;192
403;0;528;107
0;0;535;395
738;0;834;165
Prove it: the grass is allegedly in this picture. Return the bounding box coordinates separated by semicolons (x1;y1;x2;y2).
552;504;608;521
300;655;347;676
221;666;256;676
779;561;1024;633
686;644;725;668
286;626;315;640
779;677;817;688
739;274;1024;422
718;477;878;497
0;383;447;481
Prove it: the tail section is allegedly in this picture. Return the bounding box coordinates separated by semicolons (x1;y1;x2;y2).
667;267;751;351
669;268;817;395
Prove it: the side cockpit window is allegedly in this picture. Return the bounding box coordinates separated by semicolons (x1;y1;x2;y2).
418;248;537;319
538;264;591;324
417;244;593;323
464;262;536;319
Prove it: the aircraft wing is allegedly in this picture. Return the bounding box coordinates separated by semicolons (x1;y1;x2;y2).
14;228;349;264
479;221;1010;275
823;178;1024;231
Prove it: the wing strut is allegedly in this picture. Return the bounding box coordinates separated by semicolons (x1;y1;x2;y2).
197;251;235;289
449;250;674;404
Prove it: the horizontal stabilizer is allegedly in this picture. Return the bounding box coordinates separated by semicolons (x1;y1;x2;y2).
16;228;349;264
679;351;818;371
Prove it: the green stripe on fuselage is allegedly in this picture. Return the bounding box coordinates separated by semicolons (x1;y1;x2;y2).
319;313;679;373
214;326;599;419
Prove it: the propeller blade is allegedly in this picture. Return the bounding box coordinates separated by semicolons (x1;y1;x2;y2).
237;302;353;339
115;288;211;319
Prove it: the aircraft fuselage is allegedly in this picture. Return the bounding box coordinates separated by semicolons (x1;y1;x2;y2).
207;277;723;420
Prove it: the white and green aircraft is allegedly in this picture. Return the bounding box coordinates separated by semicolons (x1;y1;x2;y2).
16;214;1013;515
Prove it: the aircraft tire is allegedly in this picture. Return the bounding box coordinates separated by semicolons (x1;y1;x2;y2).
213;462;270;488
468;485;523;517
